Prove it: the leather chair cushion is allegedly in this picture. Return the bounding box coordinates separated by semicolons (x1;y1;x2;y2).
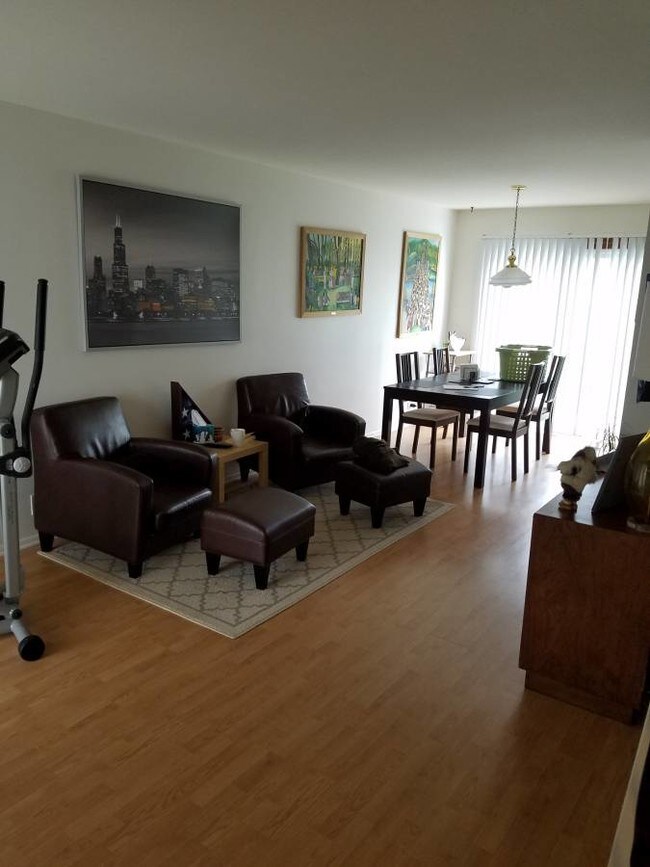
152;482;213;532
300;437;356;465
334;459;432;509
201;488;316;566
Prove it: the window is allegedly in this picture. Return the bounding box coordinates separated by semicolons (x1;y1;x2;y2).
475;236;644;442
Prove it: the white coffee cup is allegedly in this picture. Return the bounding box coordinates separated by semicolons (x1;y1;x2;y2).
230;427;246;446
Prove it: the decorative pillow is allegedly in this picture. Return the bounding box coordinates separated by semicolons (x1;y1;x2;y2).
352;436;409;475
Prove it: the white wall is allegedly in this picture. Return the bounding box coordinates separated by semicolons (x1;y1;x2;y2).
448;204;650;347
0;100;455;543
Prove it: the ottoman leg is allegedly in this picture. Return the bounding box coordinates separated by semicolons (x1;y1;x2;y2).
205;552;221;575
413;497;426;517
253;564;270;590
338;494;351;516
370;506;385;529
296;539;310;561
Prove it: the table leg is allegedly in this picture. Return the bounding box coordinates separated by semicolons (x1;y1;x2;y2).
381;391;393;444
216;461;227;503
473;408;491;489
258;443;269;487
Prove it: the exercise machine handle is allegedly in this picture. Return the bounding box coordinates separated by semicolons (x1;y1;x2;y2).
20;279;48;455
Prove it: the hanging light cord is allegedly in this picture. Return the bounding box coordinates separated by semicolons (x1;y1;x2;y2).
510;185;523;255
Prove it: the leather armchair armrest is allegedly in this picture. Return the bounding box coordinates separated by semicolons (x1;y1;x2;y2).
244;413;304;455
304;405;366;443
126;438;215;486
34;458;154;561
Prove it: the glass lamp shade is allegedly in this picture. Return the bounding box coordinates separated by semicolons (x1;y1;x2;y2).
624;430;650;533
489;253;532;287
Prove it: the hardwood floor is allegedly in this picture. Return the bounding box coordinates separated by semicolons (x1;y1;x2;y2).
0;432;641;866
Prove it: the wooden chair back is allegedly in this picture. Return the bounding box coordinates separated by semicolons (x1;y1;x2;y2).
395;351;420;384
431;347;451;375
395;352;422;414
511;363;545;429
544;355;566;410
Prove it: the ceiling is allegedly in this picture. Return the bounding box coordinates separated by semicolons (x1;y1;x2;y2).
1;0;649;209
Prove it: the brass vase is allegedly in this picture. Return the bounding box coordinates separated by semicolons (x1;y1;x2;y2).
625;430;650;533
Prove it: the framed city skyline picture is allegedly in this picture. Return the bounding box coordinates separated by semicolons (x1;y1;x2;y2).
79;178;241;349
396;231;441;337
299;227;366;317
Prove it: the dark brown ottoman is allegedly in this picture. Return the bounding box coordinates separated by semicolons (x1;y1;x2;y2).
200;487;316;589
334;459;432;528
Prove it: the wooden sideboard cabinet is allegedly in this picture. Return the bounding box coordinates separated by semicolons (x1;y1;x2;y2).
519;482;650;723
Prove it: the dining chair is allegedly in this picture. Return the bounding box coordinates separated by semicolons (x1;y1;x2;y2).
425;347;451;376
394;352;459;470
463;362;545;482
495;355;566;459
430;345;473;436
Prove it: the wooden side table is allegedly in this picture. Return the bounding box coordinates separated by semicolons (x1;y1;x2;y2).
212;436;269;503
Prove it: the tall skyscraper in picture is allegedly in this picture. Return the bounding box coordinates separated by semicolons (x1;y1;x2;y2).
111;215;130;293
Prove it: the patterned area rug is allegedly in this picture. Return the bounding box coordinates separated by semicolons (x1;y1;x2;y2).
39;483;453;639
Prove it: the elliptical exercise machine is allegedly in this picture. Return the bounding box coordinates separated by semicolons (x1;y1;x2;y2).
0;278;48;661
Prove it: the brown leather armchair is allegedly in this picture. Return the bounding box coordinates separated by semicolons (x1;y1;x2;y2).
236;372;366;491
31;396;215;578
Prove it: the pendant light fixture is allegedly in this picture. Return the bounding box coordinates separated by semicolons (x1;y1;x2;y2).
489;185;532;287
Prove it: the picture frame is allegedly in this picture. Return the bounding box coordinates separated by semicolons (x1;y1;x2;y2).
396;231;441;337
299;226;366;317
79;178;241;349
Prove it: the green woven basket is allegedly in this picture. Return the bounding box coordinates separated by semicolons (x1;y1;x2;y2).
496;344;552;382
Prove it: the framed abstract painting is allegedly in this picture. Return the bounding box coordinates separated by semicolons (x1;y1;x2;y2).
396;231;441;337
299;226;366;317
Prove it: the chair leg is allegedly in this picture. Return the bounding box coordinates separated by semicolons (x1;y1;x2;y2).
253;564;270;590
463;430;472;473
524;432;530;474
492;434;498;454
38;532;54;552
429;426;437;470
535;420;541;460
370;506;385;529
510;437;517;482
451;417;458;461
413;497;426;517
543;414;552;453
338;494;351;516
395;421;404;452
128;561;143;579
412;425;420;455
205;552;221;575
295;540;309;561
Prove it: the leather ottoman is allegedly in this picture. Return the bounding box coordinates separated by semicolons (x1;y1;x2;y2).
334;459;432;528
200;487;316;589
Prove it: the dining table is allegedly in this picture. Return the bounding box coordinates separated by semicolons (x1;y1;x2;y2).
381;373;524;489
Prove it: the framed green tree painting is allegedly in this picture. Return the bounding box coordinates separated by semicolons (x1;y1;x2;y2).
396;231;441;336
299;227;366;317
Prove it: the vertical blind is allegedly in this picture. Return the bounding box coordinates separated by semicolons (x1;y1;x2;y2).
475;236;644;442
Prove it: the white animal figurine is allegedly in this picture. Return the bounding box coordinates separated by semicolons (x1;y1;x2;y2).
448;330;465;353
557;446;598;511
